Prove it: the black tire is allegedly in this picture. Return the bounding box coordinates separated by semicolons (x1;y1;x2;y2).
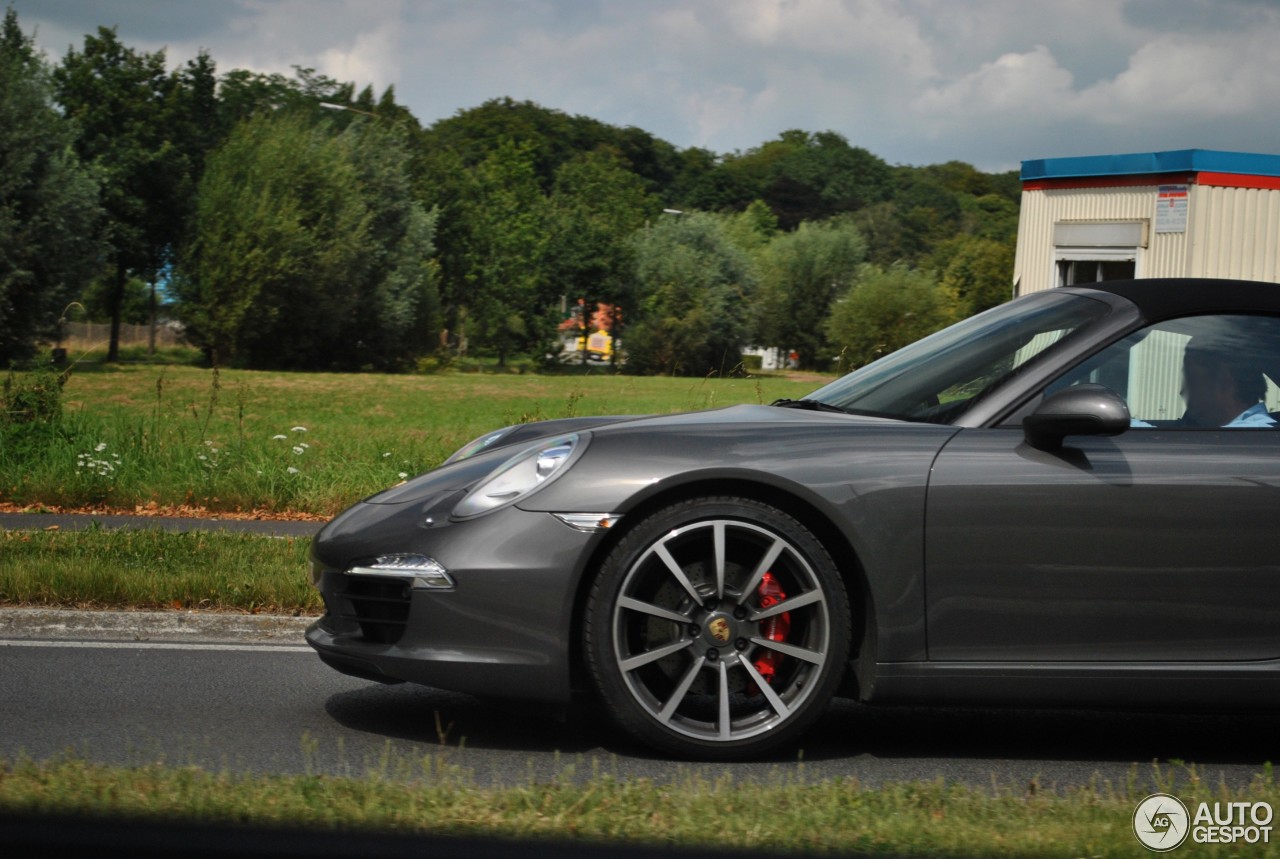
583;496;851;759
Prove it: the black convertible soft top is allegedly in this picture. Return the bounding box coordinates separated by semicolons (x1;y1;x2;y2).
1070;277;1280;320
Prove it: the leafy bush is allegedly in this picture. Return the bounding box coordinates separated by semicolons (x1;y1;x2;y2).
2;366;66;426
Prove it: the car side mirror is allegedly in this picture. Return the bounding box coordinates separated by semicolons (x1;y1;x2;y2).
1023;384;1130;451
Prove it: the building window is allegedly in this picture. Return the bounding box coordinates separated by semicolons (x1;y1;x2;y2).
1052;221;1145;287
1056;258;1136;286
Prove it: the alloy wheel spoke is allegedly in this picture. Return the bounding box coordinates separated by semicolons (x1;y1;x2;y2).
654;543;705;606
747;589;824;622
737;654;791;719
749;636;826;666
657;654;707;724
619;638;694;673
713;521;726;599
618;596;693;625
716;659;731;740
735;537;786;605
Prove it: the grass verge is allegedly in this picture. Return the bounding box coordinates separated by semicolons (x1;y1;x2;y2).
2;366;824;515
0;754;1275;856
0;529;318;614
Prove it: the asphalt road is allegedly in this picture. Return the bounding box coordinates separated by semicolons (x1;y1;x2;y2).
0;636;1274;791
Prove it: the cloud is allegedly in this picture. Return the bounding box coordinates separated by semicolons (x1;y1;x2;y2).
1079;30;1280;122
914;45;1076;120
911;22;1280;154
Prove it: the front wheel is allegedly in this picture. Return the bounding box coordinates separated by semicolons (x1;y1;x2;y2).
583;497;851;759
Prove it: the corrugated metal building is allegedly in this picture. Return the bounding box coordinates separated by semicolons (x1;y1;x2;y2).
1014;149;1280;295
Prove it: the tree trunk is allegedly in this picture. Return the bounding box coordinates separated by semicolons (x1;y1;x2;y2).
148;278;157;357
107;258;125;363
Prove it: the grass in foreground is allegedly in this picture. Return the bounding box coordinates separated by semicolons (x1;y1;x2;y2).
1;754;1275;857
0;529;317;614
2;365;825;515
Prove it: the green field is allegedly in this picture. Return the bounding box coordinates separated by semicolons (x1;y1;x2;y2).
2;365;825;515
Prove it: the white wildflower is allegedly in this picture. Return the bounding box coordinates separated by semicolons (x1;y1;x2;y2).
291;426;307;433
398;472;408;479
287;466;299;475
292;446;305;455
94;442;107;453
272;434;287;440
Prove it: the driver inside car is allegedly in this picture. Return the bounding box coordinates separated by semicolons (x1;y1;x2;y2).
1179;339;1276;427
1132;338;1276;428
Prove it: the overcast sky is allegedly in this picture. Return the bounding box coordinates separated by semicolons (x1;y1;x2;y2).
11;0;1280;172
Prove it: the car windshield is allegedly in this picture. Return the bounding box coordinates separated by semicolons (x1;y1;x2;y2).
803;291;1113;424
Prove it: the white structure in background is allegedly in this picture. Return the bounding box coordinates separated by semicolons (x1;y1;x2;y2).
742;346;783;371
1014;149;1280;294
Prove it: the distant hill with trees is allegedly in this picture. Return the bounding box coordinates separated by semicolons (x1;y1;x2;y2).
0;9;1020;374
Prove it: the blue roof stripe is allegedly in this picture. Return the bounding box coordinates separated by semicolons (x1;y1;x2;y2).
1021;149;1280;181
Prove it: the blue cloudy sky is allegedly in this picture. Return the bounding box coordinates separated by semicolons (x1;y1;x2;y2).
11;0;1280;172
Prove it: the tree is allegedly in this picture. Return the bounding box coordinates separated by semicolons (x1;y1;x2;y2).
718;131;892;227
721;199;780;257
176;113;370;367
177;111;440;371
341;119;441;370
939;236;1015;317
625;213;755;375
423;98;681;194
80;272;153;325
217;65;354;126
54;27;182;362
545;149;656;365
456;140;551;365
752;219;866;368
825;264;954;370
0;9;100;365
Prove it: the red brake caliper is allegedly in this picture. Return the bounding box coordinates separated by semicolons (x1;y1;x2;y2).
751;571;791;690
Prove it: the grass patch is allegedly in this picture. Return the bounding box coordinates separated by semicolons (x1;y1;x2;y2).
1;366;824;515
0;753;1275;856
0;529;318;613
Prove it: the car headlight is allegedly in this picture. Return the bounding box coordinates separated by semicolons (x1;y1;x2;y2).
452;433;585;519
443;425;518;465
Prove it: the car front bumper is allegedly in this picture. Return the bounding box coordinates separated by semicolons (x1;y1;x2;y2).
305;499;610;703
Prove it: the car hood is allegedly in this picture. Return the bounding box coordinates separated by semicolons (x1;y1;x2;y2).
363;404;903;506
482;403;902;452
521;403;956;515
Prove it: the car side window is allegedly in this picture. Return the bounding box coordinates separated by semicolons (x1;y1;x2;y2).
1043;314;1280;428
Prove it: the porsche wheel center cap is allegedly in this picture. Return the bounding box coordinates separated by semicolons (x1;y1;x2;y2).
702;613;737;647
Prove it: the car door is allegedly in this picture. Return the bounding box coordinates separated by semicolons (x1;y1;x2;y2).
925;312;1280;662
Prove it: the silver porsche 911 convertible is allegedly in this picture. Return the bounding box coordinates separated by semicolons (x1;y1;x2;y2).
307;278;1280;758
